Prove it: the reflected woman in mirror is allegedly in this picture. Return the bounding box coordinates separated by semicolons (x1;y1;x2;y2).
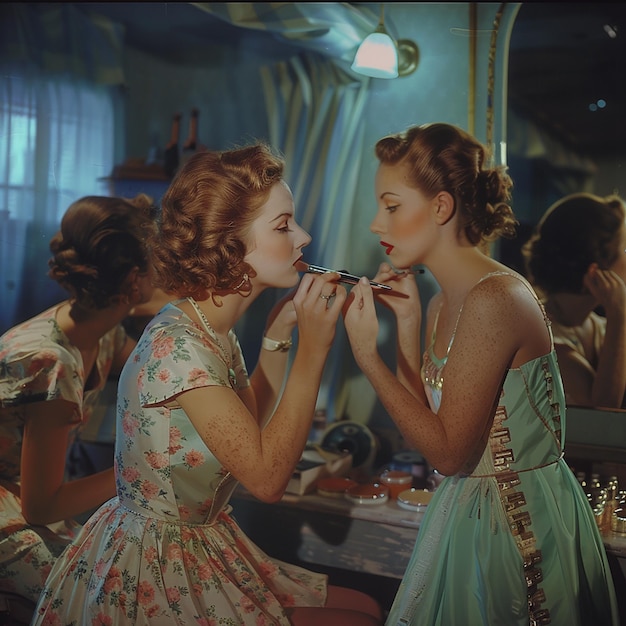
33;145;382;626
342;123;619;625
0;194;156;611
523;192;626;409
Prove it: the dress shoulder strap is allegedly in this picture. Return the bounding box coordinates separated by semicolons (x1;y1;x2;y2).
475;271;554;350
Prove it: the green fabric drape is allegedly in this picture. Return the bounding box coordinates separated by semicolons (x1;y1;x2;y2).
192;1;376;64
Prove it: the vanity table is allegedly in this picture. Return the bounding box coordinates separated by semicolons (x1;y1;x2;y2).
230;487;415;613
231;485;626;568
231;488;423;580
230;405;626;615
231;486;626;618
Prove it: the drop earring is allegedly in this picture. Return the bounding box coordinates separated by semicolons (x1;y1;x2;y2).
232;273;252;297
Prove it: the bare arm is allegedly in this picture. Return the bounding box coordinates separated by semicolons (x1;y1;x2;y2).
343;275;549;475
20;399;116;525
249;290;298;427
178;273;346;503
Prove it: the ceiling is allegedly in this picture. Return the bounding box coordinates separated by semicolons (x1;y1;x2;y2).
75;2;303;63
74;2;626;159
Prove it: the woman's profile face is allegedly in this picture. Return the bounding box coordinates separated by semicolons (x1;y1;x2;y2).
370;163;436;269
244;181;311;289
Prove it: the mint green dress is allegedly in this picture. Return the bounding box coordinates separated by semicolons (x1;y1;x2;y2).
386;273;619;626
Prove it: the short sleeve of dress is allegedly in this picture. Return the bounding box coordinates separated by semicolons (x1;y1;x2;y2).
0;315;82;423
136;308;250;408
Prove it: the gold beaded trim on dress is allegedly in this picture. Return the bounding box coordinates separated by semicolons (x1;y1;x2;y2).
422;347;556;624
484;356;562;626
421;350;443;391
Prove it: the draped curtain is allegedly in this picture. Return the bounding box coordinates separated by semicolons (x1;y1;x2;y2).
192;1;375;63
0;4;124;333
258;54;370;419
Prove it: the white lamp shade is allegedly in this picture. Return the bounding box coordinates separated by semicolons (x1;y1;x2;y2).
351;31;399;79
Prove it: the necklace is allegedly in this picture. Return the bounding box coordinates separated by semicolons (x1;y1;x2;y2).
187;297;237;389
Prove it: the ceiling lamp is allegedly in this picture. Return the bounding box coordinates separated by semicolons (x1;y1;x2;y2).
351;4;419;79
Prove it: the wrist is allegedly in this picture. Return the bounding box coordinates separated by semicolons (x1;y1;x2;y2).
262;334;293;352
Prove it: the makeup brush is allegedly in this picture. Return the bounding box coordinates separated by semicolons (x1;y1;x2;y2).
295;261;422;295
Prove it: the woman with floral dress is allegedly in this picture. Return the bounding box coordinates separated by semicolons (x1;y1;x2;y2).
33;145;382;625
0;194;155;615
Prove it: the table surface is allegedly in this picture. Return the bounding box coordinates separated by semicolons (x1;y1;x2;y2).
234;487;626;558
231;487;626;620
279;490;427;527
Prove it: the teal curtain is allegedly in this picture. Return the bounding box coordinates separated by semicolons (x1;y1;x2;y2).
257;53;370;421
192;1;376;63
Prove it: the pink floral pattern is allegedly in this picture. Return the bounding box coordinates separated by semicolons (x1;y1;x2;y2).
0;303;126;602
33;303;326;625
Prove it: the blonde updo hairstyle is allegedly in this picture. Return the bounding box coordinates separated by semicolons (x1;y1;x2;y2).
152;144;285;300
48;194;155;309
375;123;517;245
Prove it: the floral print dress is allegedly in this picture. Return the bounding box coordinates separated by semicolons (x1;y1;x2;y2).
33;301;327;625
0;304;126;603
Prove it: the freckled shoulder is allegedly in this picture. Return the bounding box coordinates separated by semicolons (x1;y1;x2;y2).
464;271;545;325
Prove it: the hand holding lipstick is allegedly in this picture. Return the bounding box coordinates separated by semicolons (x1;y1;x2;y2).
342;277;382;365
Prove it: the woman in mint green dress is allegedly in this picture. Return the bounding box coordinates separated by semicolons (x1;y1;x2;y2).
343;123;619;625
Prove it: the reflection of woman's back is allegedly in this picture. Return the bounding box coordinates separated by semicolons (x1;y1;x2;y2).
0;194;156;620
523;192;626;409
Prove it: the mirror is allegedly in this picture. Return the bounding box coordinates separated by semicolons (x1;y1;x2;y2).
504;2;626;263
564;405;626;491
502;3;626;412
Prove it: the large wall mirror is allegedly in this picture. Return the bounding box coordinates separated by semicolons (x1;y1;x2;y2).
504;2;626;265
503;3;626;419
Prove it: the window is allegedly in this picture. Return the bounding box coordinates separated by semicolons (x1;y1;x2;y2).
0;72;115;223
0;70;117;331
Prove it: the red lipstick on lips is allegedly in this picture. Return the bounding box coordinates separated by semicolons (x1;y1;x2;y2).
380;241;394;255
